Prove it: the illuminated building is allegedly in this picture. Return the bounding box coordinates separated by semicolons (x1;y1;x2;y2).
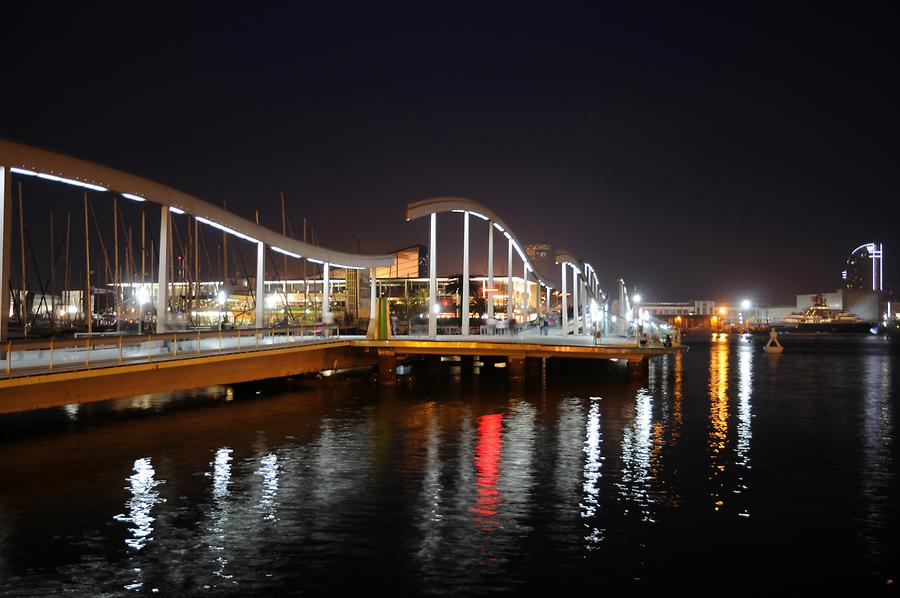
843;242;884;291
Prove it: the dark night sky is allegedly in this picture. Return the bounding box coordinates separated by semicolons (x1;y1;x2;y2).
2;3;897;304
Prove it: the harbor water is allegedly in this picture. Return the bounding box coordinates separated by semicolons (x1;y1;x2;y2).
0;334;896;593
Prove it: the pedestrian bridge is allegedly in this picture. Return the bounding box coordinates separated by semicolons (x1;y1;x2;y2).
0;325;677;414
0;139;679;413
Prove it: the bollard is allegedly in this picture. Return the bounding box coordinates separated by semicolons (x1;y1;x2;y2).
118;336;123;363
49;339;55;370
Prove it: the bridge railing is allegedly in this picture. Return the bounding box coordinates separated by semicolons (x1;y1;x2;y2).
0;326;348;379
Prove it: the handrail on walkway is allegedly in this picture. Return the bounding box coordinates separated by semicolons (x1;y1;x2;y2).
0;326;343;379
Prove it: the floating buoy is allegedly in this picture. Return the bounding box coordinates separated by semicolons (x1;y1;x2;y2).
763;328;783;354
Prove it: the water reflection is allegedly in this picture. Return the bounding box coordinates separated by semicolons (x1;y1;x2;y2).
256;453;279;521
618;387;656;521
2;337;897;593
709;343;729;512
63;403;79;421
416;403;444;568
673;352;684;445
580;398;604;547
113;457;165;591
472;413;503;530
206;448;234;586
498;402;536;534
735;345;753;517
860;352;894;565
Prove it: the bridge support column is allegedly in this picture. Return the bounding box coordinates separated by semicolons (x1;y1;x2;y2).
545;285;550;317
156;206;170;333
377;349;397;385
627;357;649;380
0;166;11;342
581;276;588;335
462;211;469;336
522;259;528;327
561;263;567;335
572;270;579;335
506;236;513;330
322;263;330;337
429;213;437;337
507;353;526;380
487;220;494;321
369;268;377;325
256;241;266;329
461;354;475;378
526;356;543;378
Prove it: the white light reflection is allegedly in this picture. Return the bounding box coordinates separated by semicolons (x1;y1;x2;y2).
63;403;80;420
256;453;279;521
618;388;655;522
860;353;894;564
416;403;444;572
205;448;235;584
114;458;166;551
113;457;166;592
580;398;604;548
211;448;233;500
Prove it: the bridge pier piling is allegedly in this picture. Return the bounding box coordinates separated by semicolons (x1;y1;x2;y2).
525;356;543;378
460;355;475;378
377;349;397;385
626;357;649;380
507;354;526;379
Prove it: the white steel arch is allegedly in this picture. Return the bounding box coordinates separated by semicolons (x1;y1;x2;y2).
0;138;393;338
406;196;556;336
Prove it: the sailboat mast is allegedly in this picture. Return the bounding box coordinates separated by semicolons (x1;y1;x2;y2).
222;200;228;284
50;209;56;329
17;183;27;335
114;197;120;332
64;212;71;326
83;192;91;334
141;209;146;328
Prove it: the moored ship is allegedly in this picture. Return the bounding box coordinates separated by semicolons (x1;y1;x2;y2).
779;295;873;333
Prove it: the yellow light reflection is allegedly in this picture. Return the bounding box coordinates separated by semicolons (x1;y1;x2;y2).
709;343;729;511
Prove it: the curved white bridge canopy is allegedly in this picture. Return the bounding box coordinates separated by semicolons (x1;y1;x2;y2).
0;138;394;269
406;196;555;288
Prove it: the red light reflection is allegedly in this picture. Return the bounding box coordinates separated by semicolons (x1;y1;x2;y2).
471;413;503;530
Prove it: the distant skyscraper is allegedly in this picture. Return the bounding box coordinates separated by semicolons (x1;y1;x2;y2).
842;242;883;291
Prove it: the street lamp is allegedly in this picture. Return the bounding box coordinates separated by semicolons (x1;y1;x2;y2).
741;299;752;311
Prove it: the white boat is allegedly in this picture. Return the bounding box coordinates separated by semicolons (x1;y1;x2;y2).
781;295;869;332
